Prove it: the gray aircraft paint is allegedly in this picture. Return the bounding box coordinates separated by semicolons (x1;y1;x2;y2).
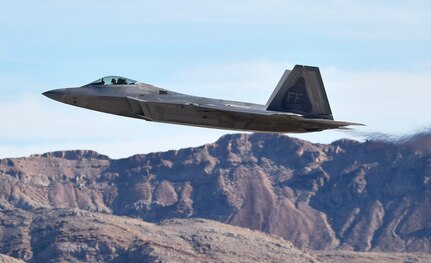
43;65;362;133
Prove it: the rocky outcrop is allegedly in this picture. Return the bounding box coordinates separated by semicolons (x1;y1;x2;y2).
314;250;431;263
0;254;25;263
1;133;431;252
0;208;318;263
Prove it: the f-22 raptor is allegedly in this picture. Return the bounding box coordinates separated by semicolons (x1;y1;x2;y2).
43;65;362;133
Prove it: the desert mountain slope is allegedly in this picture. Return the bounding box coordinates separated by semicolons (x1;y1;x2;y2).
0;208;318;263
1;133;431;251
0;254;25;263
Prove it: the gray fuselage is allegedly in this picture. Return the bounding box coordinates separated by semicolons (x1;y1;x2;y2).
43;66;362;133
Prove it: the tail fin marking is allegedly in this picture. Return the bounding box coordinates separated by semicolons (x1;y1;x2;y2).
266;65;333;120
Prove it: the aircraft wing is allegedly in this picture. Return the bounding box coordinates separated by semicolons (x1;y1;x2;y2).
126;96;361;130
126;96;301;119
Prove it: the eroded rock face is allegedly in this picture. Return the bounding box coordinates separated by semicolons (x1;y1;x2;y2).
0;253;25;263
1;133;431;252
0;208;318;263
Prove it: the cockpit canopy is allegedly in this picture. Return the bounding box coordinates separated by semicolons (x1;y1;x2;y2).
86;76;137;86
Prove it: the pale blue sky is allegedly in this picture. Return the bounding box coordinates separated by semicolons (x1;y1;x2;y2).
1;0;430;158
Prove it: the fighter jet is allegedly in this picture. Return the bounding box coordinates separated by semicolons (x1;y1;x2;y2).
43;65;362;133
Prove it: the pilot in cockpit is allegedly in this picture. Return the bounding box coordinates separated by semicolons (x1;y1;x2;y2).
117;78;127;84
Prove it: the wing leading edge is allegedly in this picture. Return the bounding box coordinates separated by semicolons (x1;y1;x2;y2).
125;96;362;133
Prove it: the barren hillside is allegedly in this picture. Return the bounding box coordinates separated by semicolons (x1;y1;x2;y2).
0;208;318;262
1;133;431;253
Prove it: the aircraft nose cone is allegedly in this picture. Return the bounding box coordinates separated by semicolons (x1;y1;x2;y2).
42;89;66;102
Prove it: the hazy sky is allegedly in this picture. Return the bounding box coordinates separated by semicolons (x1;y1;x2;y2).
1;0;430;158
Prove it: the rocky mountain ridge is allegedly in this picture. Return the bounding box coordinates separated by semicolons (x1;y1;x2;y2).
0;207;318;262
1;133;431;254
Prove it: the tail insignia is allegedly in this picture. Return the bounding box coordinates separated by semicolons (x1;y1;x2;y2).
281;77;312;113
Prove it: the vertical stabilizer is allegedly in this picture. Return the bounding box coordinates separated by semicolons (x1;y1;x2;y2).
266;65;333;120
